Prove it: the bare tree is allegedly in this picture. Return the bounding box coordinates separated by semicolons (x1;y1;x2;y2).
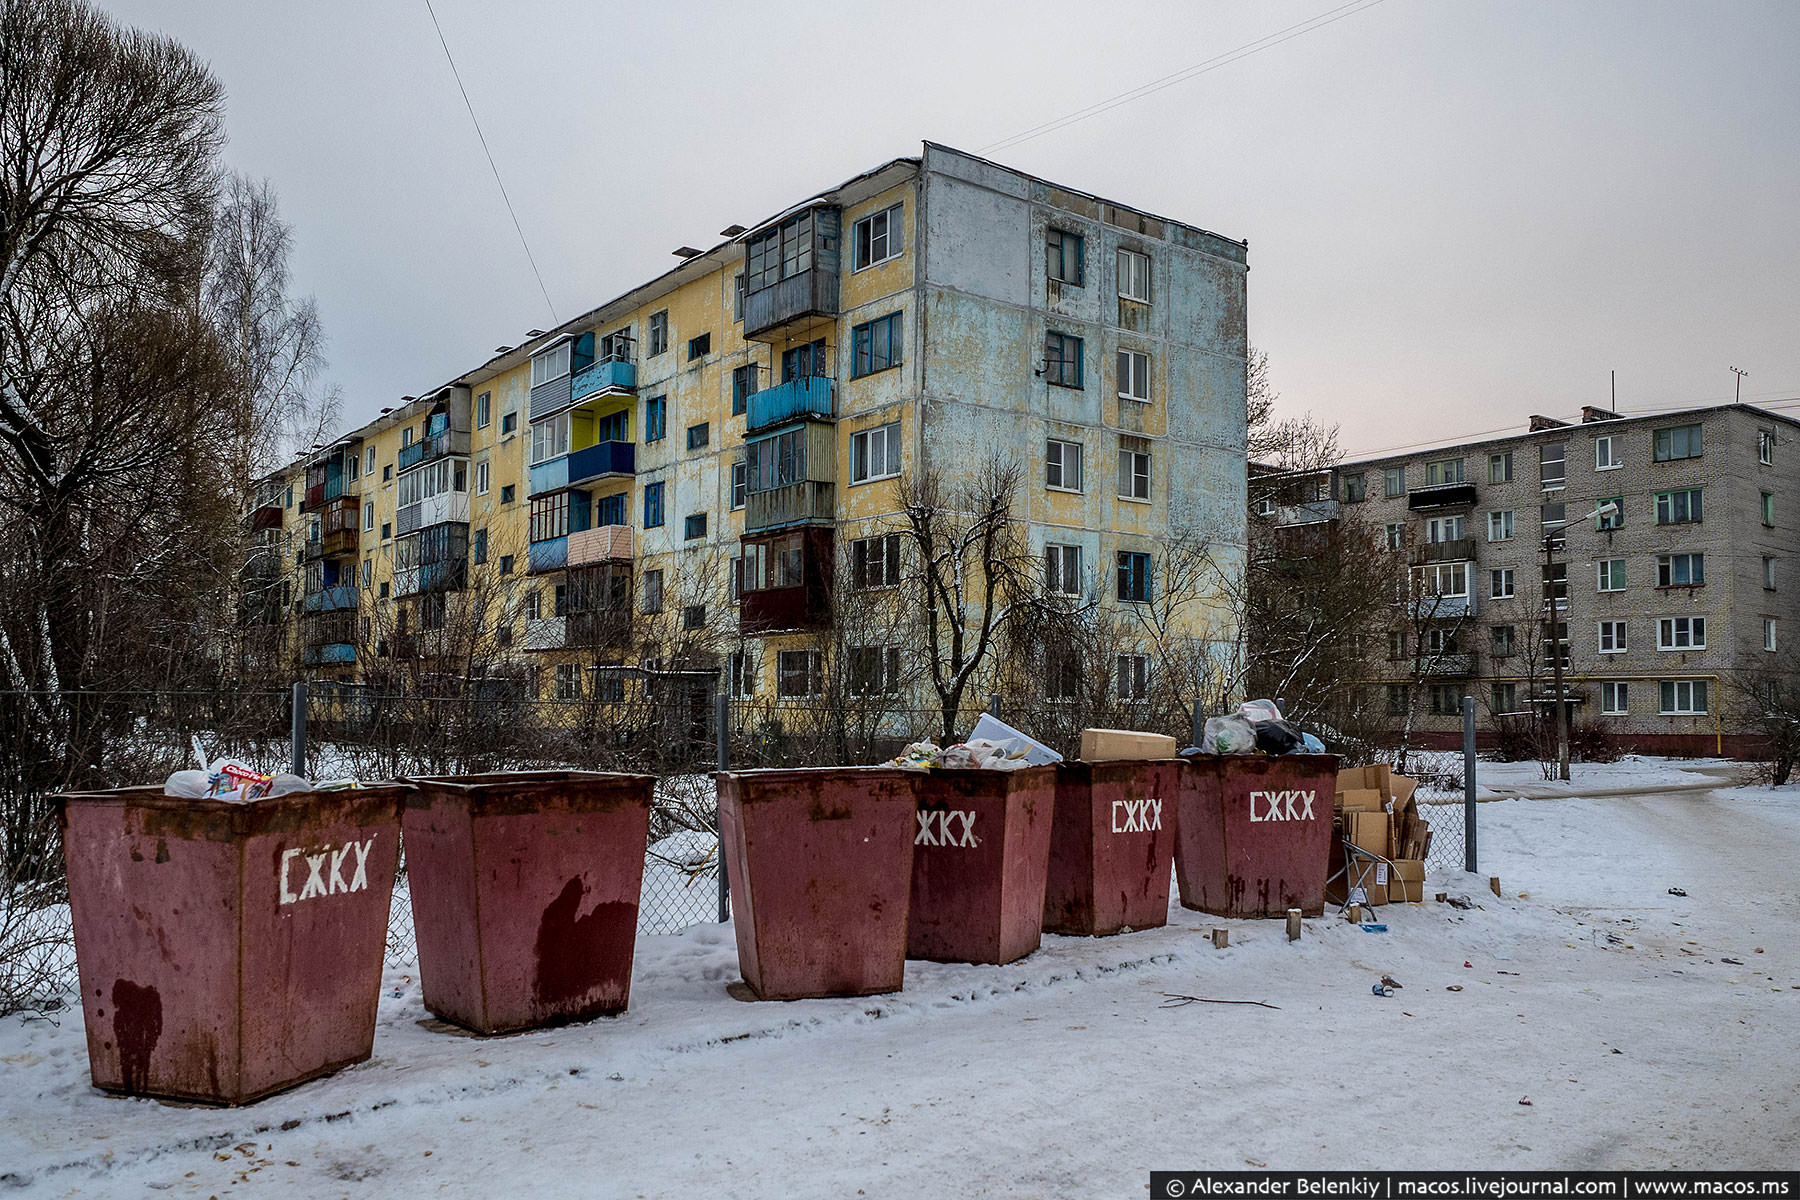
1724;657;1800;786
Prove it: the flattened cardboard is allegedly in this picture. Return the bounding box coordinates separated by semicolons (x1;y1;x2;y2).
1337;788;1386;813
1080;728;1178;762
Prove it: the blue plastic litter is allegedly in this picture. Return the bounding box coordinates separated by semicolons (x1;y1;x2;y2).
1359;923;1388;933
1371;983;1390;996
1300;732;1325;753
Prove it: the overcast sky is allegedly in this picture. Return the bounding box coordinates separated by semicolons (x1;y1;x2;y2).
104;0;1800;457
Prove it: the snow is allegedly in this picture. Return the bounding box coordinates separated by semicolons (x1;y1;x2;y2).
3;765;1797;1194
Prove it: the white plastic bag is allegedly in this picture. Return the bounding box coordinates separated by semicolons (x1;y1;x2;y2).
1237;699;1283;725
1201;714;1258;754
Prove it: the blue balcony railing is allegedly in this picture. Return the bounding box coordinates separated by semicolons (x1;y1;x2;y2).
397;429;471;473
302;585;358;613
303;643;357;666
529;536;568;573
570;358;637;403
530;441;634;495
747;376;834;432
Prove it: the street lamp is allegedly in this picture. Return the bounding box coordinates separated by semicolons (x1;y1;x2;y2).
1542;499;1619;781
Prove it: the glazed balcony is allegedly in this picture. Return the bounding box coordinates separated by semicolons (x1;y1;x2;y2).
746;377;835;433
302;585;357;613
303;643;357;666
397;428;471;474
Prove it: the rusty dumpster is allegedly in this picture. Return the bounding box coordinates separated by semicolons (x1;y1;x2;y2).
55;784;406;1105
716;768;917;1000
403;771;655;1035
907;766;1056;965
1174;755;1340;918
1042;760;1177;936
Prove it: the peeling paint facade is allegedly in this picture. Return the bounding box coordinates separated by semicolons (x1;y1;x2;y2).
250;143;1249;707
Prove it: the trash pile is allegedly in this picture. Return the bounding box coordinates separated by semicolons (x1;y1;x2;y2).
885;714;1064;772
1192;699;1326;755
162;737;356;801
1326;764;1432;907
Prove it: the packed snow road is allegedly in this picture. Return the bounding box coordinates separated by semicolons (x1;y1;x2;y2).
3;779;1795;1197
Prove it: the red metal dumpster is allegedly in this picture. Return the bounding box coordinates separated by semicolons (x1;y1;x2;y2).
1042;760;1177;936
56;784;406;1105
907;766;1056;965
1174;755;1340;918
717;768;917;1000
403;771;655;1035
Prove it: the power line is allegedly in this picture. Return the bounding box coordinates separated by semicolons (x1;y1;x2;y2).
980;0;1388;155
422;0;557;324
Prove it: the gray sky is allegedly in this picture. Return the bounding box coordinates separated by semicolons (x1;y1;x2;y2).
105;0;1800;456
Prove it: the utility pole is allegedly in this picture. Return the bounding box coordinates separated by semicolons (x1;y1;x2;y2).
1541;530;1571;782
1731;366;1749;404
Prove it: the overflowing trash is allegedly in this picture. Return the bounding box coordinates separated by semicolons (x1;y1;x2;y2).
885;715;1063;771
1191;699;1320;756
162;737;357;800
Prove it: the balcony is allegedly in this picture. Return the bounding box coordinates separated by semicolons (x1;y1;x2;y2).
568;524;632;567
529;536;567;574
1418;652;1475;677
397;428;471;474
745;480;834;533
1415;593;1474;619
1275;499;1339;527
739;528;834;635
744;269;840;340
305;528;358;560
394;560;466;598
530;441;635;495
303;643;357;666
746;377;835;433
248;503;284;533
570;358;637;405
302;585;357;613
1411;537;1477;565
525;617;566;652
396;490;470;537
1408;482;1478;510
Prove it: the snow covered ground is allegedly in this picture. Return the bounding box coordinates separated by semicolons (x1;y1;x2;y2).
2;767;1796;1196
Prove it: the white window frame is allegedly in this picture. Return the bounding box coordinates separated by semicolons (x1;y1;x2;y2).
1383;467;1406;497
1117;446;1151;501
1595;435;1622;470
1657;553;1705;588
1598;559;1626;592
1657;616;1706;651
1046;439;1084;492
1659;679;1708;715
1116;247;1150;302
530;412;571;465
1488;510;1513;541
1765;556;1777;589
1598;620;1626;654
365;446;376;476
1490;568;1514;599
1766;619;1778;652
1601;681;1628;715
1117;350;1150;403
1115;653;1150;701
1384;523;1404;550
1488;451;1513;483
475;459;491;497
477;391;492;429
363;500;375;531
1759;429;1775;466
850;421;902;484
530;339;572;387
1426;515;1464;544
776;649;824;698
851;203;903;271
1045;543;1083;596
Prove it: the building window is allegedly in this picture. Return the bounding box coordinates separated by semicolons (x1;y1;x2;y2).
1043;331;1084;388
1596;496;1624;530
728;649;756;696
1490;568;1514;599
1657;553;1705;587
1542;561;1568;609
1342;473;1366;502
1759;429;1775;465
1659;679;1708;715
362;500;375;531
530;340;572;387
648;310;668;357
1598;558;1626;592
1387;631;1408;661
851;533;901;589
383;464;393;482
475;459;490;496
1491;682;1517;713
849;646;902;696
1766;618;1779;652
1383;467;1406;498
643;481;664;528
554;663;581;701
1424;458;1465;486
1385;684;1410;716
684;513;707;540
363;448;375;477
850;421;902;483
1653;423;1702;462
731;461;747;510
1762;491;1775;526
530;412;571;465
1421;561;1469;601
1601;681;1628;715
1657;616;1705;650
851;312;903;378
1595;435;1622;470
1046;228;1084;285
642;568;663;613
1116;654;1150;701
687;333;710;361
682;604;706;631
1117;350;1150;402
639;396;665;443
732;365;757;415
529;494;571;543
1116;247;1150;302
852;203;902;270
1540;442;1566;489
472;527;488;565
360;560;371;589
381;521;392;540
1385;523;1404;550
595;492;626;526
1488;451;1513;483
1598;619;1627;654
1045;543;1083;596
1487;510;1513;541
501;411;517;437
1425;514;1463;543
498;554;513;575
1491;625;1515;658
687;422;710;450
777;649;824;698
476;391;491;429
1541;501;1567;551
500;484;516;505
1655;488;1702;524
1764;556;1777;589
1117;437;1151;501
1427;685;1462;716
1116;551;1152;602
1046;438;1083;491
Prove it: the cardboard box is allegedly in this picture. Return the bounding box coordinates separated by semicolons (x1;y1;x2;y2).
1350;859;1389;906
1336;765;1391;795
1080;728;1177;761
1337;788;1386;813
1345;810;1393;857
1390;775;1418;810
1389;859;1425;903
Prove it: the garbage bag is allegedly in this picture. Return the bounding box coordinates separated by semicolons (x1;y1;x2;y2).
1254;719;1304;755
1299;731;1326;754
1238;699;1283;725
1201;714;1258;754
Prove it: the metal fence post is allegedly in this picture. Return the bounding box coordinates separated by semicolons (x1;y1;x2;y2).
291;680;307;777
1191;700;1205;751
715;690;730;924
1462;695;1478;872
988;693;1001;721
